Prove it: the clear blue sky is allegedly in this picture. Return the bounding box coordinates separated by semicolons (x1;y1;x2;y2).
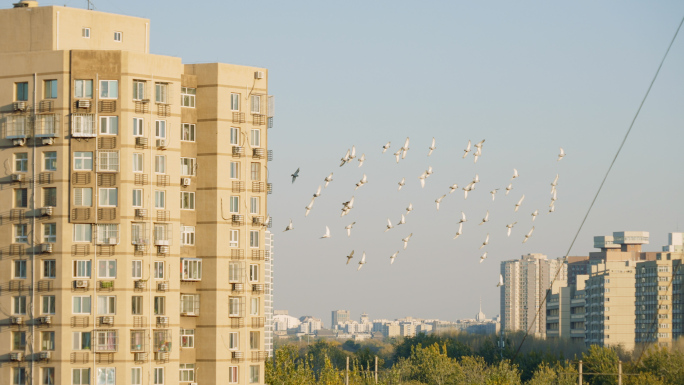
53;0;684;323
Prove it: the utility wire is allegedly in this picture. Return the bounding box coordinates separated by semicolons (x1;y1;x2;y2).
512;13;684;362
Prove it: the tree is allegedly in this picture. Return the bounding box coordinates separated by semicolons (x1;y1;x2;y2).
485;360;521;385
459;356;488;385
582;345;619;385
409;343;462;385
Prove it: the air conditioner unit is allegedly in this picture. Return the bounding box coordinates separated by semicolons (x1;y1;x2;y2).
41;206;53;216
135;137;148;146
107;237;118;245
155;352;169;361
42;137;55;146
135;352;148;361
40;316;52;325
158;282;169;291
39;351;51;360
135;208;147;217
41;243;53;253
252;217;262;225
77;100;91;108
13;138;26;146
156;139;167;148
135;280;147;289
100;316;114;325
232;283;243;291
11;174;24;182
158;245;170;254
135;244;146;252
232;146;243;155
254;71;264;79
181;178;191;187
157;316;169;326
11;316;23;325
10;352;23;361
75;280;89;289
253;284;264;292
232;351;243;359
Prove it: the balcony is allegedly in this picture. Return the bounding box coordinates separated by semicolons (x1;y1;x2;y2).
3;115;29;139
231;249;245;260
230;317;244;328
251;351;268;362
251;317;265;328
231;283;244;293
231;351;244;362
252;114;266;126
232;181;245;193
98;280;115;291
35;114;59;137
71;114;96;137
232;112;245;123
251;250;265;261
232;215;244;226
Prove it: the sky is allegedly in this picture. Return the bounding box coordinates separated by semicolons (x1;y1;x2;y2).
49;0;684;323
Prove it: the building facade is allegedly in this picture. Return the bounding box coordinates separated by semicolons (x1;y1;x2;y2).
1;2;272;384
331;310;350;328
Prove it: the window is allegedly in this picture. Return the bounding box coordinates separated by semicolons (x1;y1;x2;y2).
132;189;142;207
75;79;93;98
13;331;26;350
43;260;56;278
181;192;195;210
44;187;57;207
73;224;92;242
98;260;117;278
181;87;196;107
44;80;57;99
132;260;143;279
229;332;239;349
73;188;93;207
14;296;27;314
82;27;90;38
15;188;27;208
15;153;28;172
100;116;118;135
251;129;261;147
249;264;259;282
230;230;239;247
132;153;143;173
96;368;115;385
180;158;195;176
181;259;202;281
131;330;145;351
229;262;242;282
72;368;91;385
250;230;259;248
230;127;239;145
181;329;195;348
14;260;27;278
44;151;57;171
42;295;56;314
97;296;116;315
99;188;118;206
251;95;261;114
155;120;166;138
73;260;92;278
43;223;57;243
154;296;165;315
249;365;260;383
154;224;171;245
155;83;169;103
250;331;260;349
228;367;238;384
74;152;93;170
42;331;55;351
251;162;261;180
250;297;259;316
229;297;243;317
153;367;164;385
230;162;239;179
15;224;28;243
13;368;27;385
131;368;142;385
97;151;120;172
155;155;166;173
181;226;195;246
155;191;165;209
72;296;91;314
180;364;195;382
181;294;200;315
114;31;122;42
250;197;259;215
133;81;145;100
231;93;240;111
132;296;143;315
99;80;118;99
230;196;239;213
154;261;164;279
16;82;29;101
181;123;195;141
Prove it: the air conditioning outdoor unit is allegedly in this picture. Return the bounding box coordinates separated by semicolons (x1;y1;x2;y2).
41;207;53;216
77;100;91;108
181;178;191;187
232;351;243;358
135;280;147;289
253;284;264;292
13;138;26;147
42;137;55;145
158;245;169;254
39;351;51;360
135;208;147;217
157;316;169;326
156;139;167;148
158;282;169;291
13;101;27;111
135;137;147;146
135;244;146;252
254;71;264;79
10;352;24;361
232;283;243;291
75;280;89;289
41;243;53;253
107;237;117;245
12;173;24;182
100;316;114;325
252;217;262;225
135;352;148;361
11;316;23;325
155;352;169;360
232;146;243;155
40;316;52;325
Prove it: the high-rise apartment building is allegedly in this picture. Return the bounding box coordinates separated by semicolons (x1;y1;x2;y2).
264;231;274;357
332;310;350;328
0;2;272;385
500;253;566;337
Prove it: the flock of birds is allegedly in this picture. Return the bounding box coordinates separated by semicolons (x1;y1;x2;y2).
284;137;567;285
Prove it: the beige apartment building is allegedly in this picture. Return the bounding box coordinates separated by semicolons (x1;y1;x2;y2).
0;2;272;385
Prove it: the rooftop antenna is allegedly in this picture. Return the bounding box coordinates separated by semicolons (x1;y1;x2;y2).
87;0;93;10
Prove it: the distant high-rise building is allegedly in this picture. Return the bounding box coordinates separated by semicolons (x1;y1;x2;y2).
332;310;350;327
360;312;369;324
265;231;274;357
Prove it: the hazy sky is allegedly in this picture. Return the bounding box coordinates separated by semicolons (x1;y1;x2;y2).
51;0;684;323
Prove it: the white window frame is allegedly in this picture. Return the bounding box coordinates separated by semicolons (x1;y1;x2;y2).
181;226;195;246
153;367;164;385
131;368;142;385
15;153;28;172
181;192;195;210
180;329;195;348
249;264;259;282
250;297;259;316
132;153;144;173
180;158;195;176
44;151;57;171
179;364;195;382
228;332;239;350
132;117;144;136
251;95;260;114
181;87;196;108
73;260;91;278
43;223;57;243
98;151;119;172
72;296;91;314
180;294;200;315
132;260;143;280
250;197;259;215
97;260;117;279
230;93;240;111
230;127;239;145
15;224;28;243
230;162;239;179
97;296;116;315
181;259;202;281
229;230;239;248
154;261;164;279
181;123;195;142
229;262;242;282
249;230;259;248
155;83;169;104
114;31;122;42
250;129;261;147
74;188;93;207
13;296;27;315
82;27;90;38
42;295;56;315
155;155;166;174
154;190;166;209
73;152;93;171
228;367;238;384
99;116;118;135
74;79;92;98
99;80;118;99
155;120;167;138
98;188;118;207
229;196;239;214
72;368;90;385
249;365;259;384
96;368;116;385
133;81;145;101
73;224;92;242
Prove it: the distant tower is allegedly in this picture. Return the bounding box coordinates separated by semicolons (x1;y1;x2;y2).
476;297;486;322
360;312;369;324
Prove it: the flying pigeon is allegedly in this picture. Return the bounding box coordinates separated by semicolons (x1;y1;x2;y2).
428;137;436;156
324;173;333;188
320;226;331;239
557;147;565;161
346;250;355;265
523;227;535;243
402;233;413;250
382;142;391;153
291;168;300;183
398;177;406;191
390;251;399;265
506;222;518;237
514;195;525;212
345;222;356;237
357;252;366;271
479;233;489;249
479;210;489;225
358;154;366;168
384;219;393;232
463;140;471;158
283;219;294;232
479;252;488;264
435;194;446;210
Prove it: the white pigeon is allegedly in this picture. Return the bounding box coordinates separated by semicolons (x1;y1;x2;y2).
463;182;475;200
557;147;565;161
401;137;410;159
473;147;482;164
390;251;399;265
418;171;427;188
473;174;480;184
531;210;539;221
506;222;518;237
382;142;391;153
479;252;488;264
453;223;463;239
449;184;459;194
551;174;559;193
305;197;315;217
490;189;499;201
549;204;555;213
402;233;413;250
384;218;393;233
497;274;504;287
346;250;354;265
397;214;406;225
340;149;350;167
313;185;322;198
463;140;471;159
320;226;331;239
523;226;535;243
479;233;489;249
435;194;446;211
514;194;525;212
405;203;413;215
349;146;356;160
511;169;519;180
398;177;406;191
355;174;368;190
345;222;356;237
357;252;366;271
479;210;489;225
474;139;485;149
393;149;401;163
283;219;294;232
358;154;366;168
340;196;355;217
426;166;434;177
324;173;333;188
551;189;557;202
458;211;467;224
505;183;513;196
428;137;436;156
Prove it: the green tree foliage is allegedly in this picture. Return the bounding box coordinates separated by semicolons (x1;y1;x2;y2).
582;345;619;385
